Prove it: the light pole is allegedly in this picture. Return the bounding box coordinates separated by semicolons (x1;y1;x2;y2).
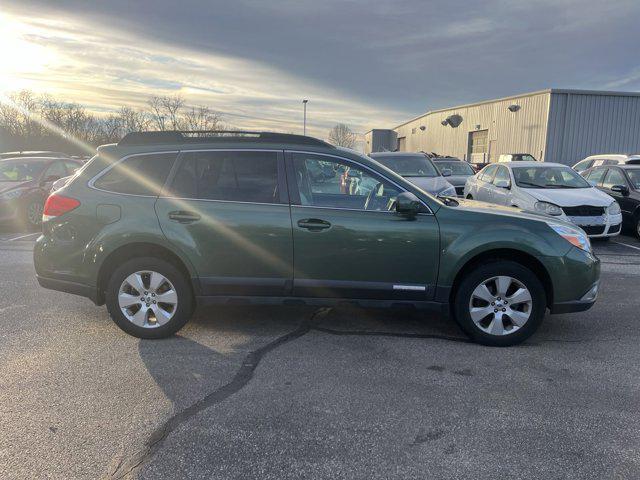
302;99;308;135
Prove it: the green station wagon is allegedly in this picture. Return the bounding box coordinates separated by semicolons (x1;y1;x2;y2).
34;131;600;346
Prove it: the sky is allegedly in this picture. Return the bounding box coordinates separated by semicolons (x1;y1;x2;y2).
1;0;640;142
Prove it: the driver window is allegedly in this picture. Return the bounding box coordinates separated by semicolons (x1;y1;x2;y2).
291;154;401;211
492;166;510;185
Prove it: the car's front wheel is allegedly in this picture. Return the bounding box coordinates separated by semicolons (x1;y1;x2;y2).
105;257;194;339
453;261;546;346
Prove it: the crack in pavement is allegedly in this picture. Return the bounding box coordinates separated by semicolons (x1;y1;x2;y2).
106;307;332;479
106;308;471;479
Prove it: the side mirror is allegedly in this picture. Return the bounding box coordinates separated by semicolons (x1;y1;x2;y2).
395;192;422;218
495;179;511;189
441;168;452;177
611;184;629;196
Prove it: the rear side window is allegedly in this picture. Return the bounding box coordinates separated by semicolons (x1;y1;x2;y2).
93;153;176;196
168;151;280;203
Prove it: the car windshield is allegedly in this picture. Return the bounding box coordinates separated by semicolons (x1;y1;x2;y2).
435;160;474;175
626;169;640;189
373;155;438;177
0;159;47;182
512;166;591;189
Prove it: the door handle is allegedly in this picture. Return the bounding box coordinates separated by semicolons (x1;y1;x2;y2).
168;211;201;224
297;218;331;231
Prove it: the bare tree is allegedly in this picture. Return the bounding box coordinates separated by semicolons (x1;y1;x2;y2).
181;105;223;131
161;95;185;130
147;96;166;130
328;123;357;148
117;106;150;135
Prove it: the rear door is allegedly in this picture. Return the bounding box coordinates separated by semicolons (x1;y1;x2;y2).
285;151;440;301
155;149;293;296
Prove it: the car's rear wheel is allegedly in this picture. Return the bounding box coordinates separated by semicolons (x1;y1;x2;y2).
453;261;546;346
106;257;193;339
636;217;640;239
22;197;43;229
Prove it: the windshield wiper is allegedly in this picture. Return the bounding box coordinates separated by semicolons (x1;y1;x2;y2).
518;181;544;188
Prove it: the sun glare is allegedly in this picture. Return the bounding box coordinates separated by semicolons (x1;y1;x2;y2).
0;14;58;92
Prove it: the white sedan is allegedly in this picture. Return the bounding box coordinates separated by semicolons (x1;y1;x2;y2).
463;162;622;238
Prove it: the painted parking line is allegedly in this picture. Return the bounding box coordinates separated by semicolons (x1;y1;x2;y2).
612;241;640;252
4;232;40;242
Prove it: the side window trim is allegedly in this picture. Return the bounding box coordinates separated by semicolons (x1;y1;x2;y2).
89;151;179;198
159;148;288;205
284;150;433;214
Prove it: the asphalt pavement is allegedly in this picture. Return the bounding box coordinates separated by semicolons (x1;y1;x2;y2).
1;228;640;479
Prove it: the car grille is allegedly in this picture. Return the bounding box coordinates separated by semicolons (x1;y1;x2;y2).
562;205;605;216
581;225;605;235
455;186;465;196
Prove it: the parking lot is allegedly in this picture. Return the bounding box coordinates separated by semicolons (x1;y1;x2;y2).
1;226;640;480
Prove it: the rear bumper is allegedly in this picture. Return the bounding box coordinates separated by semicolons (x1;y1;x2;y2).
36;275;99;304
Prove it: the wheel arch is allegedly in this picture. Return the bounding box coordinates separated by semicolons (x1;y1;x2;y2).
95;242;198;305
448;248;553;308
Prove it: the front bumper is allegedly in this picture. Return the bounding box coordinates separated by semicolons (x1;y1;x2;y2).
564;212;622;238
550;281;599;314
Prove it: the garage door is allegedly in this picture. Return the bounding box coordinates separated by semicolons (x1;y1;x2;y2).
468;130;488;163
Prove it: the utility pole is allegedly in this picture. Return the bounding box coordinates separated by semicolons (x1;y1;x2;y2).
302;99;308;135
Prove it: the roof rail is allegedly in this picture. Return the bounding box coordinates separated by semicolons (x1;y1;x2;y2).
118;130;334;148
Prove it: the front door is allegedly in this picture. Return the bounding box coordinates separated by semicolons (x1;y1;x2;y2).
490;165;512;206
601;167;634;224
286;152;440;300
155;149;293;296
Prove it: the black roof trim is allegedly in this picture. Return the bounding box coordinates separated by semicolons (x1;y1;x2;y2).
118;130;334;148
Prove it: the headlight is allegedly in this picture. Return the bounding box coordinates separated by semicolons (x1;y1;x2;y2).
0;188;27;201
437;185;456;197
607;201;621;216
549;223;592;253
534;201;563;216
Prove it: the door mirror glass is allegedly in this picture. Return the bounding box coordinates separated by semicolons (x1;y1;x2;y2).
611;184;629;196
441;168;452;177
494;179;510;189
395;192;421;217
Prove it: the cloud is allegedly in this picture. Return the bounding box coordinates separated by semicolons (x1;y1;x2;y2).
2;0;640;144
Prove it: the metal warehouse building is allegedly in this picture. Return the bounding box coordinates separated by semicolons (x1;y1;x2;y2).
365;89;640;166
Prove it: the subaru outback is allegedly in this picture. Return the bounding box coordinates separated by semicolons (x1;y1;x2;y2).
34;131;600;346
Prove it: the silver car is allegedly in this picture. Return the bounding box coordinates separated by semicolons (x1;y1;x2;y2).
464;162;623;238
369;152;456;197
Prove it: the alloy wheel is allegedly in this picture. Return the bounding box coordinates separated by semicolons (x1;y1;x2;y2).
118;271;178;328
27;202;43;226
468;276;533;336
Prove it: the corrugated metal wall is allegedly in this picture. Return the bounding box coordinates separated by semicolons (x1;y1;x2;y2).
394;92;551;162
364;129;398;154
546;92;640;165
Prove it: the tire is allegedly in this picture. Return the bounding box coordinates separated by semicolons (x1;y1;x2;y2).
452;260;546;347
21;197;44;230
105;257;194;339
636;217;640;239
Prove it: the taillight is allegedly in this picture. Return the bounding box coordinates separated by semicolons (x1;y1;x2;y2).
42;194;80;222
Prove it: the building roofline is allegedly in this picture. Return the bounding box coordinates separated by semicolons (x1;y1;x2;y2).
391;88;640;130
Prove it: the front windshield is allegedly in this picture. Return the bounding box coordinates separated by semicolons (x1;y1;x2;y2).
512;166;590;189
435;160;474;175
0;159;47;182
626;169;640;189
373;155;438;177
